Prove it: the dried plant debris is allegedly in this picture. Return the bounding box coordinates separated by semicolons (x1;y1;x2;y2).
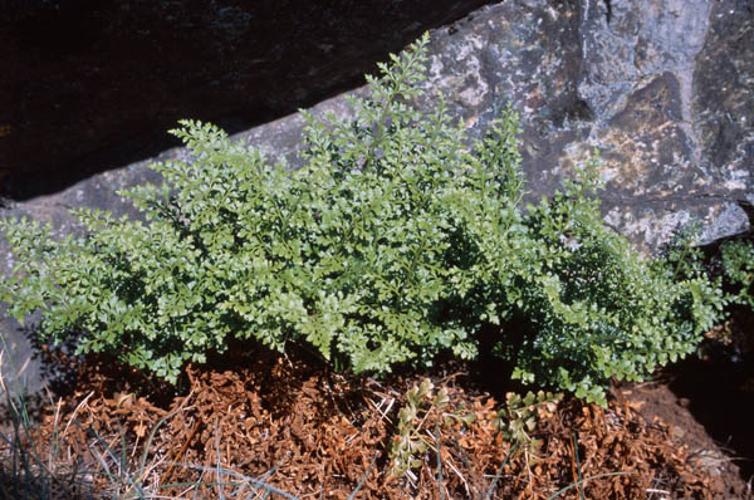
1;359;747;499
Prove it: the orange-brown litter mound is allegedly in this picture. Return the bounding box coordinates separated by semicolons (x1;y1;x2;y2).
5;355;746;499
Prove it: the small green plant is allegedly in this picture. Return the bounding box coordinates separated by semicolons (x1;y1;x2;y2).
388;378;450;478
495;390;561;455
0;33;724;403
720;239;754;308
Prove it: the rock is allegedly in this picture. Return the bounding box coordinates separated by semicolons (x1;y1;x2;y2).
416;0;753;250
2;0;753;390
4;0;752;249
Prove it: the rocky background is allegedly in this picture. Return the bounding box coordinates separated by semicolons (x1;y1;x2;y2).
1;0;753;388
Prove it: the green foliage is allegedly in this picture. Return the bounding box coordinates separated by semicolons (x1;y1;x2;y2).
0;33;724;402
496;390;561;454
388;378;451;478
499;173;727;405
720;239;754;308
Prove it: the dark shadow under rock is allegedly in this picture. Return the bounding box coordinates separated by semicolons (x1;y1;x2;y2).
0;0;491;199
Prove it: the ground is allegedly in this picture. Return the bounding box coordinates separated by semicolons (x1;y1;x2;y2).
2;337;752;499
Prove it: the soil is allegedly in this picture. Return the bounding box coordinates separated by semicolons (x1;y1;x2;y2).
624;382;750;498
2;345;752;499
667;317;754;481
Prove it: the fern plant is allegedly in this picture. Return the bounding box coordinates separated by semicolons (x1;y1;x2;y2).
0;34;724;402
720;239;754;308
388;378;451;478
496;390;561;455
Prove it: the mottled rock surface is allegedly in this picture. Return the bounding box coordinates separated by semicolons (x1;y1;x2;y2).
418;0;753;249
2;0;753;389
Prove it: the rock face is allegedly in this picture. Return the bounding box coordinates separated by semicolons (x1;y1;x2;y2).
421;0;753;249
1;0;753;389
